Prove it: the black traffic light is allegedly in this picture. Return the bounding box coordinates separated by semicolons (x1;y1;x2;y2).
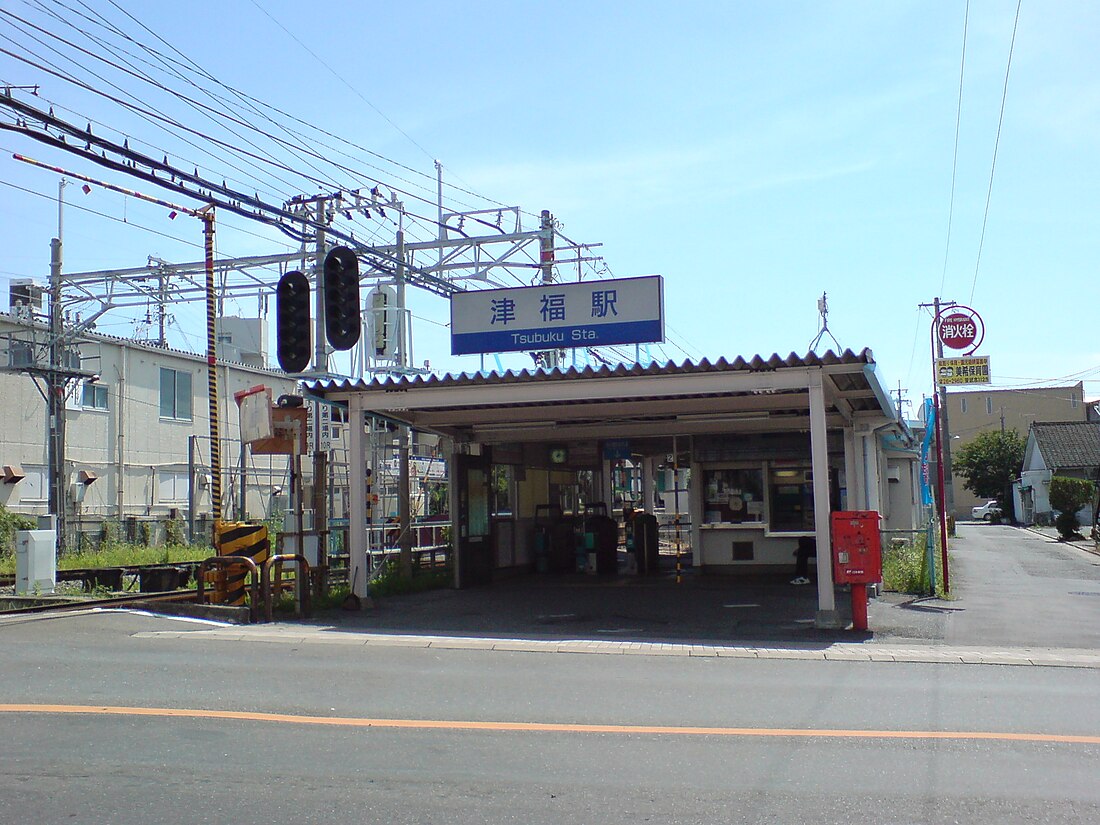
323;246;361;351
276;270;311;373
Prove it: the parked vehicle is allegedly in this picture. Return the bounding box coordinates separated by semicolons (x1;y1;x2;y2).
971;500;1002;521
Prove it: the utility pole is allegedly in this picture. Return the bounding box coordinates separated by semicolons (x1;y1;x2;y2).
47;178;68;552
312;196;330;577
157;269;168;348
934;298;957;523
892;381;908;420
922;297;958;522
313;197;329;375
920;296;956;593
539;209;558;369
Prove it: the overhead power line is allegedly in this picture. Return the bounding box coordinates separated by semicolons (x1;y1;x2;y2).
938;0;969;297
969;0;1023;304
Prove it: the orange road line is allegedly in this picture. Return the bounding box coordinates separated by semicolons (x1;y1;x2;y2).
2;704;1099;745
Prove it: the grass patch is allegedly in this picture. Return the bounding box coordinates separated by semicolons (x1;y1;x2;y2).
272;584;358;614
881;532;947;597
0;541;213;576
368;560;452;598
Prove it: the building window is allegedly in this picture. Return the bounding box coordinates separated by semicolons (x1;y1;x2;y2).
159;368;193;420
1072;392;1079;409
702;467;765;524
986;396;993;415
81;382;109;410
158;470;190;503
960;398;967;414
769;466;815;532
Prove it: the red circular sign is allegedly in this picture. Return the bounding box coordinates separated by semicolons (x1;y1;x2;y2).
938;308;983;352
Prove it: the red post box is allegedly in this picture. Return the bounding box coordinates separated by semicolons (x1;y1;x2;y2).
830;510;882;631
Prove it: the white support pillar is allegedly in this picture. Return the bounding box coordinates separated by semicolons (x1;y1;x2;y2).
809;370;840;627
642;456;657;513
863;433;882;513
850;425;867;510
601;457;614;512
842;428;857;512
348;396;368;599
449;439;462;590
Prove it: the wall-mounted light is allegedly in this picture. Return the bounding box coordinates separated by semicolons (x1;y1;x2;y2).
2;465;25;484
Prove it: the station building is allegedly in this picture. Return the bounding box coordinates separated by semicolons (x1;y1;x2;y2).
311;348;919;628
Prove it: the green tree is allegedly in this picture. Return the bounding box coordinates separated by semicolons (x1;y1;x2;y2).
1049;476;1095;539
953;430;1026;504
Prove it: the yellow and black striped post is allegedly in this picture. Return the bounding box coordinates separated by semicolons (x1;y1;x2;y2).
212;522;270;605
200;207;222;533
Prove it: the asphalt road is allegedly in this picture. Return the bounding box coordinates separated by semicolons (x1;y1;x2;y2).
944;524;1100;648
1;609;1099;824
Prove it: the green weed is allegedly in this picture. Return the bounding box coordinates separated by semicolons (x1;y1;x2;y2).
881;533;947;597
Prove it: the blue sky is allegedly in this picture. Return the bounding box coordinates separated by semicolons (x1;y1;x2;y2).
1;1;1097;413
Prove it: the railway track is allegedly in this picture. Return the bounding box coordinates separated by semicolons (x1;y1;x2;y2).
0;561;203;591
0;589;198;616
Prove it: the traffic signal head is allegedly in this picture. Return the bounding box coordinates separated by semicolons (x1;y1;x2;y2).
276;270;311;373
323;246;361;351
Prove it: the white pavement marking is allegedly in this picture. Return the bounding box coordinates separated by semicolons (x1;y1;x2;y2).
131;626;1100;668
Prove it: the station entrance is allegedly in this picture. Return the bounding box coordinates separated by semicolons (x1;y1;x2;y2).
312;349;903;627
451;435;689;589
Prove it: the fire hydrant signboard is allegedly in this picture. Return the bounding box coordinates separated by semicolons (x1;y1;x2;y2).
935;305;985;354
449;275;664;356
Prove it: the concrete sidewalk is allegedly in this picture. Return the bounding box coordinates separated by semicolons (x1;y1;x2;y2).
118;523;1100;668
135;622;1100;669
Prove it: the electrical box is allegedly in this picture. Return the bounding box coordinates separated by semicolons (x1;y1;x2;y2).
830;511;882;585
15;529;56;595
281;534;321;567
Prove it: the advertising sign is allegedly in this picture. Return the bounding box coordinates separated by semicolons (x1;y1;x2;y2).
449;275;664;356
936;356;991;386
936;306;984;353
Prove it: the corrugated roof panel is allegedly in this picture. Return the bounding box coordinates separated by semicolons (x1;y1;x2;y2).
306;348;876;394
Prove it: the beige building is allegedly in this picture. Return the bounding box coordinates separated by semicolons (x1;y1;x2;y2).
943;382;1088;518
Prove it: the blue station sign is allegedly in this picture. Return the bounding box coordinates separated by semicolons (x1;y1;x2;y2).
449;275;664;356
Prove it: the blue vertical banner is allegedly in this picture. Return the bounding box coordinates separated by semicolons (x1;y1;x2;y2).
919;397;936;508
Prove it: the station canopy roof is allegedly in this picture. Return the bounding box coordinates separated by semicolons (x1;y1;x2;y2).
306;349;897;444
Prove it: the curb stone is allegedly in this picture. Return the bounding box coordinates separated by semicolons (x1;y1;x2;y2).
132;626;1100;669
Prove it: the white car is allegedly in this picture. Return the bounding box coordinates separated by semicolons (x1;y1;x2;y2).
971;500;1002;521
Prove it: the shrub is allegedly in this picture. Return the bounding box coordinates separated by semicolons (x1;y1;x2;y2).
1055;510;1081;540
0;504;38;557
1049;476;1094;539
165;516;186;546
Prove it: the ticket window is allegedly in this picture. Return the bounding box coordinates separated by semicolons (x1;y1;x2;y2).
768;466;841;532
702;467;765;524
769;468;814;532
